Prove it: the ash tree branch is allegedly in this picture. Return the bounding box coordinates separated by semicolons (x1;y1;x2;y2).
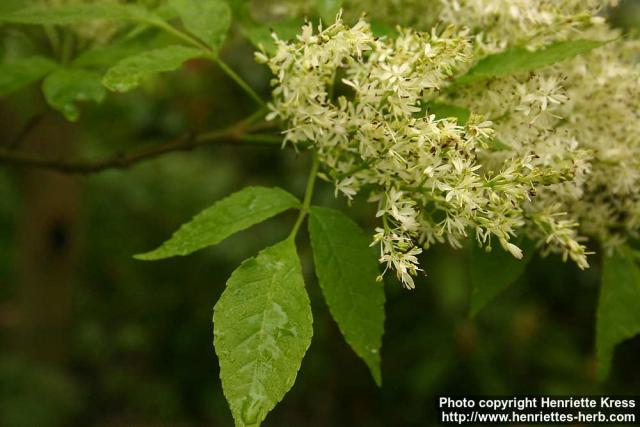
0;117;281;175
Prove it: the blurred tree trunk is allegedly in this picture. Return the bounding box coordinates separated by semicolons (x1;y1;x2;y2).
11;111;82;366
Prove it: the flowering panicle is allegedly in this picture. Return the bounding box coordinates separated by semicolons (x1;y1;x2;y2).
437;0;616;53
555;32;640;254
259;17;585;288
443;11;639;261
257;0;639;288
447;69;592;268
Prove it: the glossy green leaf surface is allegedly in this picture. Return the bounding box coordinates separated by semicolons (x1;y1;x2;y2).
102;45;205;92
213;239;313;427
136;186;300;260
308;206;384;385
169;0;231;49
42;68;106;121
0;4;159;25
0;56;57;96
454;39;608;86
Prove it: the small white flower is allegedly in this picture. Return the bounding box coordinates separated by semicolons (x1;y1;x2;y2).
499;238;524;259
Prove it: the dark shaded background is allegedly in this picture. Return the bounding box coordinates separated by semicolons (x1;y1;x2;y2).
1;2;640;426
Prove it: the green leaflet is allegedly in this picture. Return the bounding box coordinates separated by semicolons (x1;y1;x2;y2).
0;56;57;96
469;239;535;317
73;42;159;69
0;4;160;25
308;206;385;385
596;247;640;381
316;0;342;24
169;0;231;49
213;239;313;427
135;186;300;260
42;68;106;122
453;39;608;87
73;32;180;69
102;45;206;92
0;0;25;15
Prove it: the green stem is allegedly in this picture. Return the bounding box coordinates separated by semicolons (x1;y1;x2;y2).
154;20;264;107
196;108;269;142
289;152;320;240
153;20;210;51
239;134;283;144
240;105;269;126
59;30;74;65
328;70;337;101
44;25;61;57
215;58;265;107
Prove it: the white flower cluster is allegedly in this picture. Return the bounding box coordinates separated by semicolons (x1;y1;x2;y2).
437;0;616;53
547;33;640;255
448;70;592;269
258;18;578;288
254;0;616;46
255;0;640;288
440;5;640;261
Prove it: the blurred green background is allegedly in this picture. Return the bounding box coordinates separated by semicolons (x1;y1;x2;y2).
1;1;639;426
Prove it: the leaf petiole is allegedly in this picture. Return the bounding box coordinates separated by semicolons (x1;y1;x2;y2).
153;20;265;107
289;152;320;240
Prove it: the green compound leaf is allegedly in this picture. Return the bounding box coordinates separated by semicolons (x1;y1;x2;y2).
454;39;608;87
0;3;159;25
596;247;640;381
42;68;106;122
169;0;231;49
135;186;300;260
102;45;206;92
213;239;313;427
469;239;535;317
308;206;385;386
0;56;57;96
316;0;342;24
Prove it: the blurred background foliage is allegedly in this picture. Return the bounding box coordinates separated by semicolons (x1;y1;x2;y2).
1;1;639;426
